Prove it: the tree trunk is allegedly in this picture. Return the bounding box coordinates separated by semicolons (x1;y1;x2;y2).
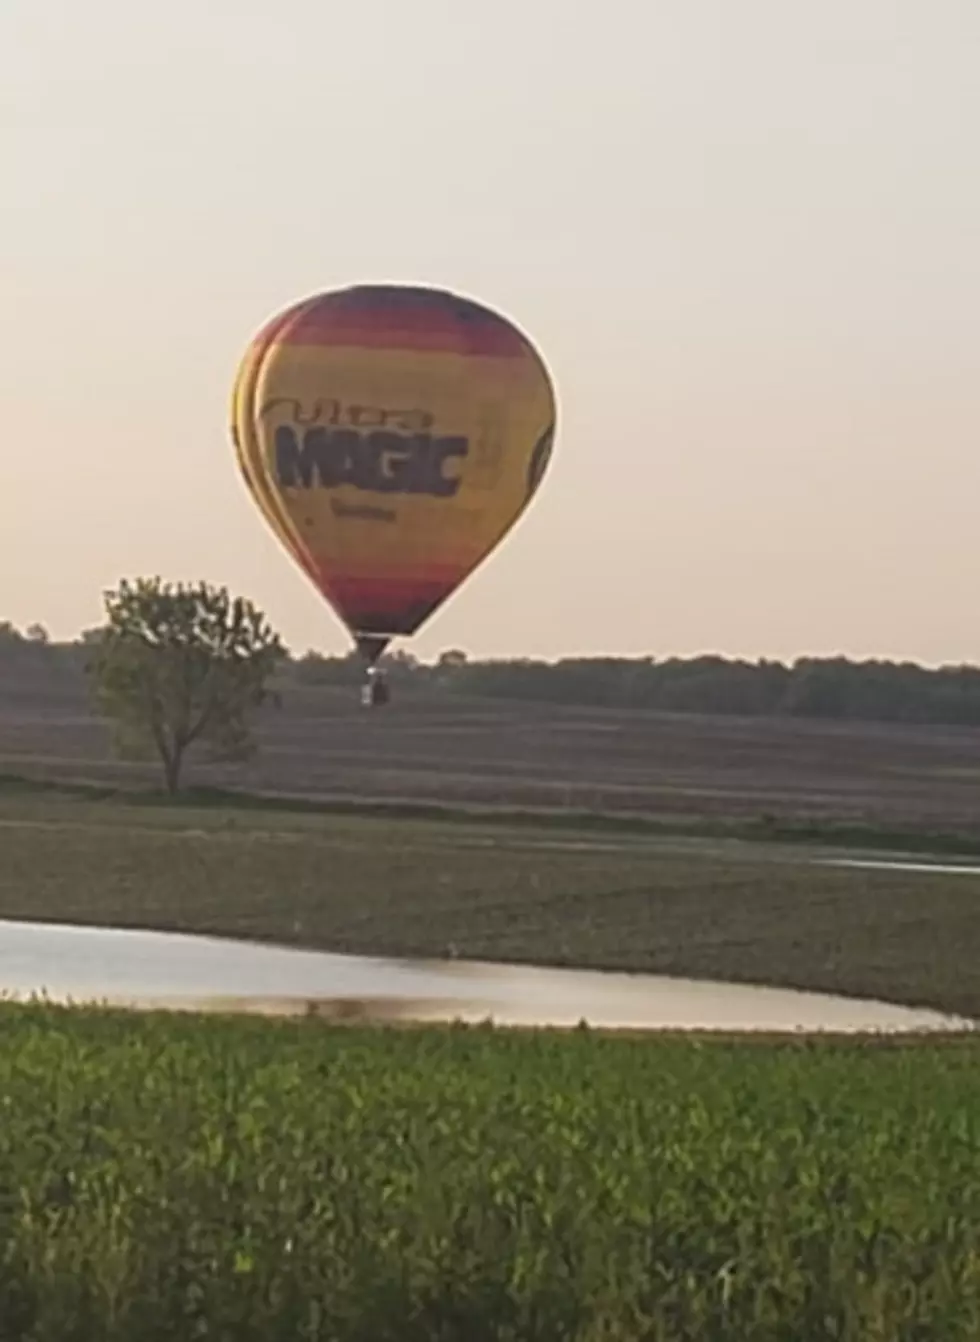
162;746;183;796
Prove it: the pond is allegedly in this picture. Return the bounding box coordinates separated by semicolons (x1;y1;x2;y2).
0;919;973;1033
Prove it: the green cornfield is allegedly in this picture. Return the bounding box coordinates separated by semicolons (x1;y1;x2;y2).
0;1006;978;1341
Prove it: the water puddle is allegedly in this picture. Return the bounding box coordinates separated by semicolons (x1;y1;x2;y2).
0;919;973;1033
822;859;980;877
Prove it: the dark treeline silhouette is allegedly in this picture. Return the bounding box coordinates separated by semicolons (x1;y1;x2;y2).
286;646;980;727
6;620;980;727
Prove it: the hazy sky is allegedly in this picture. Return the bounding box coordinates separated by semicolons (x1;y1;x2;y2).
4;1;979;663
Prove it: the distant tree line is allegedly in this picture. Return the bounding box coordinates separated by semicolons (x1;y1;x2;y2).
7;615;980;729
293;647;980;727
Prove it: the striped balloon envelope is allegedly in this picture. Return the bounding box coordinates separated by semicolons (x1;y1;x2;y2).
231;284;557;665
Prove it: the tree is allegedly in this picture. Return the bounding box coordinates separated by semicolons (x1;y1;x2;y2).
87;578;287;794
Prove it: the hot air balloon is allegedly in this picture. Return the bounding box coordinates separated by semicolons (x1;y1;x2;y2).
231;284;557;704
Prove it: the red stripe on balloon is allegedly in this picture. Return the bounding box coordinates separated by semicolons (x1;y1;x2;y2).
316;572;460;634
323;574;458;605
256;288;532;359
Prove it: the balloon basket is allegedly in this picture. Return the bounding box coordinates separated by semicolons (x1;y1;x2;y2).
360;667;390;709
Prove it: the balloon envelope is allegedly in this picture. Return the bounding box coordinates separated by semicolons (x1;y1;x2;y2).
232;285;557;660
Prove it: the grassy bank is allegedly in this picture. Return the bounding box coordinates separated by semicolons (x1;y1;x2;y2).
2;787;980;1018
0;1006;977;1341
6;769;980;857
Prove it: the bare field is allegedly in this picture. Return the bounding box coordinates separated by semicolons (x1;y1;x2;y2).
2;790;980;1018
3;663;980;1017
4;662;980;832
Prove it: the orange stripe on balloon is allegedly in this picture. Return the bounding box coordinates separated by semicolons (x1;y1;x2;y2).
304;560;469;585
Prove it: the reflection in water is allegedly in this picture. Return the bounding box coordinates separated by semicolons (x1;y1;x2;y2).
0;919;973;1033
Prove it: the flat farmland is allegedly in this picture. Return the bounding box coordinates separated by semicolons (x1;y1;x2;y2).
3;790;980;1016
5;665;980;1339
3;661;980;834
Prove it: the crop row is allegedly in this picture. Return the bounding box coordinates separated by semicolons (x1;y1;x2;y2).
0;1007;978;1340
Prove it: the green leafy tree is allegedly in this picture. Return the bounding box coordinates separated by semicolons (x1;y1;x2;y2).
87;578;287;794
